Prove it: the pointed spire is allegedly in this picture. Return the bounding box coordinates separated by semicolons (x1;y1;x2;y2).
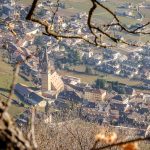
43;47;49;66
39;46;51;73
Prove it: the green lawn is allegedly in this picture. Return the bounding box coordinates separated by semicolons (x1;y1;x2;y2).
0;57;32;94
60;65;142;86
8;105;26;118
0;55;32;117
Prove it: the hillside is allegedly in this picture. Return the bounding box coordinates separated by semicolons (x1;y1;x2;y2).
0;50;33;117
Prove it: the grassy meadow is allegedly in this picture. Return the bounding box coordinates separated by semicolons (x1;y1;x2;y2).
0;54;32;117
59;65;142;86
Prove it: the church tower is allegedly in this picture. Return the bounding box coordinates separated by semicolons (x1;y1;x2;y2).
39;47;64;98
39;47;52;93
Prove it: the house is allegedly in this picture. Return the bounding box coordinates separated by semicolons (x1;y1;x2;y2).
103;49;121;60
67;83;88;94
107;95;127;118
115;10;133;17
14;83;31;97
83;51;93;59
143;95;150;104
20;62;32;76
2;4;14;17
97;63;120;74
63;75;81;85
109;109;120;120
139;2;150;9
124;86;136;96
25;28;40;36
114;34;124;41
0;0;15;6
58;90;82;103
97;0;106;2
14;83;46;107
128;52;142;61
16;54;25;63
17;39;28;47
80;107;104;123
143;56;150;68
127;112;146;123
111;95;128;103
145;125;150;137
26;92;44;106
52;51;66;60
6;42;18;52
83;88;107;102
16;110;30;127
86;54;102;66
54;99;70;110
55;90;82;110
118;3;133;9
110;102;126;113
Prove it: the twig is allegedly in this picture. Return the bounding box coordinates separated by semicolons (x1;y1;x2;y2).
28;107;38;149
90;136;150;150
5;63;20;111
95;0;150;35
51;0;60;27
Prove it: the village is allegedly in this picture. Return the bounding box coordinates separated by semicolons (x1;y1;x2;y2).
0;0;150;138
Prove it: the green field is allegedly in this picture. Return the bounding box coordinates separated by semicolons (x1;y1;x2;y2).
60;65;142;86
0;55;32;117
0;56;32;94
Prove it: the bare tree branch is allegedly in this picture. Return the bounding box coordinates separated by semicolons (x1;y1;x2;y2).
5;63;20;110
26;0;150;48
95;0;150;35
28;107;38;149
90;136;150;150
51;0;60;26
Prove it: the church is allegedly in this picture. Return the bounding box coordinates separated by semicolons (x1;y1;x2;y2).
39;47;64;98
14;47;64;107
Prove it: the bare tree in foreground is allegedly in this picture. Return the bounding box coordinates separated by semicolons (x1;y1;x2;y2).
34;117;150;150
26;0;150;47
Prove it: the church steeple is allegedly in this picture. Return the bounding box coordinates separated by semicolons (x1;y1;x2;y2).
39;46;64;98
39;47;51;74
39;47;52;92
